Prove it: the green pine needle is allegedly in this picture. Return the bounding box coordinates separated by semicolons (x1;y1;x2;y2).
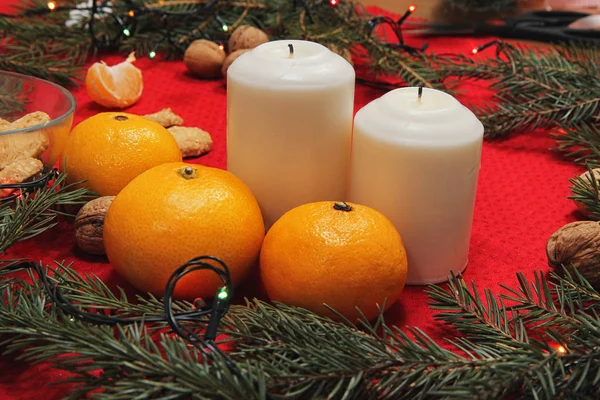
0;263;599;398
0;172;95;254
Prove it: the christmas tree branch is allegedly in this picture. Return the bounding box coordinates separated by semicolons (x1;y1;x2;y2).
0;173;95;255
1;264;599;398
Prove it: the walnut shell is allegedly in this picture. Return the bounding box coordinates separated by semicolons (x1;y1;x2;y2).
228;25;269;53
74;196;115;255
222;49;250;78
572;168;600;219
184;40;226;78
546;221;600;289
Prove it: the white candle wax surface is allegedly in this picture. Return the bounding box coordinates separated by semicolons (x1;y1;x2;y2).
348;87;484;285
227;40;355;229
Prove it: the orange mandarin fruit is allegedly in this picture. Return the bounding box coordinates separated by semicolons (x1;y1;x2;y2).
62;112;181;196
103;162;265;299
260;201;408;321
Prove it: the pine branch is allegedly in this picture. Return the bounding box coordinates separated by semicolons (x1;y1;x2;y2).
437;43;600;138
553;123;600;167
1;265;600;398
567;163;600;219
0;173;95;254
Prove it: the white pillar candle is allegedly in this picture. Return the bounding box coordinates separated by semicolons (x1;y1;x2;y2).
227;40;355;229
348;87;484;285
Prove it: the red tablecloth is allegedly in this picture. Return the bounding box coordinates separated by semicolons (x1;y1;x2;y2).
0;2;583;399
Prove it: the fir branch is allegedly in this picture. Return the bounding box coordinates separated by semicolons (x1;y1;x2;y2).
553;123;600;167
427;272;532;350
1;265;600;398
437;43;600;138
567;164;600;219
0;172;95;254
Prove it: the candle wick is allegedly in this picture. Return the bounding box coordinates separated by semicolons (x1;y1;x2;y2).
418;86;423;103
288;44;294;57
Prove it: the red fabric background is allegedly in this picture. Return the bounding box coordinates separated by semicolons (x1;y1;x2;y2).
0;2;584;398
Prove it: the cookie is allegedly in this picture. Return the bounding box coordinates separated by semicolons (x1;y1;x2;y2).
0;157;43;183
0;112;50;168
143;108;184;128
167;126;212;158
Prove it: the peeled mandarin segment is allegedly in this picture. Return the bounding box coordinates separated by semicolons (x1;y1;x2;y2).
86;53;143;109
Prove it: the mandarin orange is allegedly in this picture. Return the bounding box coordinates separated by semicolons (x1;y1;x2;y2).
103;162;265;299
62;112;181;196
260;201;408;321
86;52;143;109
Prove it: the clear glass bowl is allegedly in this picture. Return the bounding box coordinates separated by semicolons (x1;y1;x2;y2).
0;71;76;168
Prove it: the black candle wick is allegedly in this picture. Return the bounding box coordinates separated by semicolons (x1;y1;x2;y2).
418;86;423;100
288;44;294;56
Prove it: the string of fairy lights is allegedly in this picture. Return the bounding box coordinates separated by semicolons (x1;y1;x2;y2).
2;0;504;59
4;0;436;58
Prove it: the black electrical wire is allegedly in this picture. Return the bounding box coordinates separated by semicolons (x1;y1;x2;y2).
4;254;261;394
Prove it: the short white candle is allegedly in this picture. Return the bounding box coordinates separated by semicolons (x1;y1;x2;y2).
348;87;484;284
227;40;355;229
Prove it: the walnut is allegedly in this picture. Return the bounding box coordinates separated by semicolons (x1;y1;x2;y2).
228;25;269;52
546;221;600;289
184;40;226;78
222;49;250;78
74;196;115;255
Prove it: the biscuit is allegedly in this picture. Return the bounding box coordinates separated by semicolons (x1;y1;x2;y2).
143;108;184;128
0;157;43;183
0;112;50;168
167;126;212;158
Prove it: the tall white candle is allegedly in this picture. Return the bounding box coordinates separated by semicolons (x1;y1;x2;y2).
348;87;484;285
227;40;355;229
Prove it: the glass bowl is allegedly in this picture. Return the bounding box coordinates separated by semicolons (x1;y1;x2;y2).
0;70;76;168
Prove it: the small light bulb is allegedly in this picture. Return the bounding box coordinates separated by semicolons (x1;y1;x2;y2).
217;288;228;300
408;5;416;12
471;48;478;54
123;28;131;37
222;24;229;32
47;1;56;10
330;0;338;6
218;44;225;51
128;10;135;17
557;345;566;354
148;50;156;60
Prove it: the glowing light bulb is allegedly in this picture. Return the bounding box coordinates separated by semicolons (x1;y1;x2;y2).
123;28;131;37
556;345;566;354
218;44;224;51
148;50;156;60
47;1;56;10
330;0;338;6
128;10;135;17
217;288;228;300
408;5;416;12
222;24;229;32
471;48;478;54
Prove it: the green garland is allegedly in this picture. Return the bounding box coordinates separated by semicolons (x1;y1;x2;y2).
0;262;598;398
